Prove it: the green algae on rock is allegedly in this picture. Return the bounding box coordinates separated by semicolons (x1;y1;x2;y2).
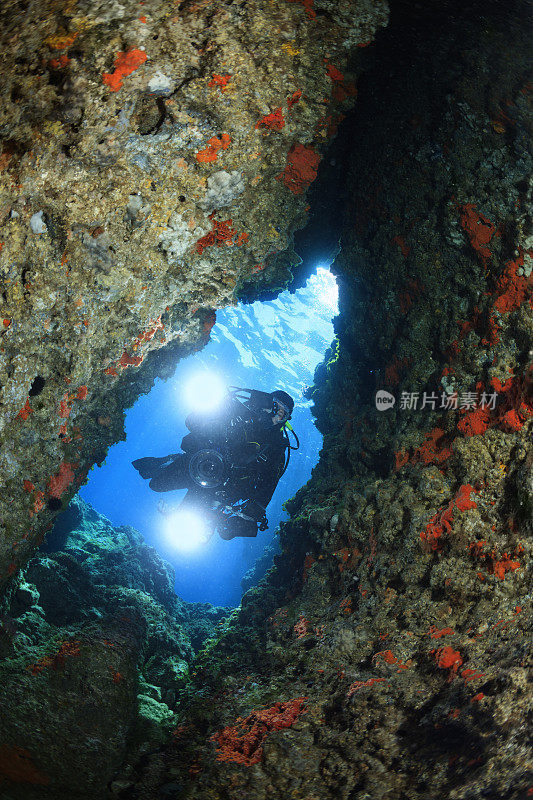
0;497;230;796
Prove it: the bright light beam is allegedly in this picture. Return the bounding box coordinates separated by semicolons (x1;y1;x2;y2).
183;371;227;413
308;266;339;313
163;510;210;553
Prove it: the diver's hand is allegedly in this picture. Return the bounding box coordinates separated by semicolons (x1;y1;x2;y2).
241;499;267;522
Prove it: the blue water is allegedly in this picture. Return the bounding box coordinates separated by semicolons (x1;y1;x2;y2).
79;267;338;606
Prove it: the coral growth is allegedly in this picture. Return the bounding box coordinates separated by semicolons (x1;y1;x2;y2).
211;698;307;766
196;135;232;164
102;49;147;92
0;745;50;786
420;485;478;552
46;462;75;499
208;74;232;92
255;109;285;131
195;217;248;254
460;203;499;264
277;144;322;195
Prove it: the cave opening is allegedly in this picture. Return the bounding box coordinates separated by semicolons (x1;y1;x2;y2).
50;265;339;607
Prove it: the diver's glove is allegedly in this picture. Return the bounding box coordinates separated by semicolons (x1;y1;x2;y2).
218;515;258;540
240;500;268;530
157;499;177;516
132;455;180;479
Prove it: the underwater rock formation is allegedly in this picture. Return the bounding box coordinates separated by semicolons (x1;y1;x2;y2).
0;0;532;798
0;497;229;796
148;2;530;799
0;0;387;592
240;536;280;595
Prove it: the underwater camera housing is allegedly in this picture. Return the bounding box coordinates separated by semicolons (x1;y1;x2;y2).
188;448;228;488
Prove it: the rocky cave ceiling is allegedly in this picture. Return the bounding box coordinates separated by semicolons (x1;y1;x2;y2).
0;0;532;798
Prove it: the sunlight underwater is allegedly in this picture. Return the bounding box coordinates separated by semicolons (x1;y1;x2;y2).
79;266;339;606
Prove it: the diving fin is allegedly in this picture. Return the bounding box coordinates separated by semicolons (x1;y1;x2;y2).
132;456;177;480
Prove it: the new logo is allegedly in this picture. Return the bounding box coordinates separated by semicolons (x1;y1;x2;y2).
375;390;396;410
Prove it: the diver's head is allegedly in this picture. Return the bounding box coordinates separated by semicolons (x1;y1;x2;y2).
271;390;294;424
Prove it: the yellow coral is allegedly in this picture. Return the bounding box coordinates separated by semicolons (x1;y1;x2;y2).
282;42;300;56
45;31;78;49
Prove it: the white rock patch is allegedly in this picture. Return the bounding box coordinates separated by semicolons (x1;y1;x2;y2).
30;211;47;234
199;170;245;212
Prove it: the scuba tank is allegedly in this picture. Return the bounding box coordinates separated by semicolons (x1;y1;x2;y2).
227;386;300;474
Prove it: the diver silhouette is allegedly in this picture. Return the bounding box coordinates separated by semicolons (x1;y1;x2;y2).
132;387;299;540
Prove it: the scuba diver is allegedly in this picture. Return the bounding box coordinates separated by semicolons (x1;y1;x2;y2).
132;387;299;540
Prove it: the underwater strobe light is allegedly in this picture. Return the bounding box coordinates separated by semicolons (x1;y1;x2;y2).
163;510;210;553
183;371;227;413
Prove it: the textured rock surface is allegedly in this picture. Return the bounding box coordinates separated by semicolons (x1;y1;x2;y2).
0;0;387;590
0;497;229;797
0;616;145;800
145;2;531;799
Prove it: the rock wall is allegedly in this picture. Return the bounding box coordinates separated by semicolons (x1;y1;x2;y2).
152;2;531;798
0;496;229;797
0;0;388;591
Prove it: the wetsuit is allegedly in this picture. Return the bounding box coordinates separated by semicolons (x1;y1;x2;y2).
132;392;287;534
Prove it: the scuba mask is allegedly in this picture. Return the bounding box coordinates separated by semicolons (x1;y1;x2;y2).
272;399;290;422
